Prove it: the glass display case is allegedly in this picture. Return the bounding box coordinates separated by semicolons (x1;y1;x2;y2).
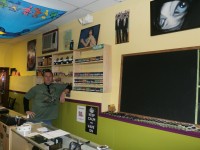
11;122;110;150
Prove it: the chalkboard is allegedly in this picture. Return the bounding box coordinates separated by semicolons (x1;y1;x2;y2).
120;49;198;124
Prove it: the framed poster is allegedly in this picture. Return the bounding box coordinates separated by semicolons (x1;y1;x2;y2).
115;10;130;44
78;24;100;49
27;39;36;71
151;0;200;36
64;29;72;50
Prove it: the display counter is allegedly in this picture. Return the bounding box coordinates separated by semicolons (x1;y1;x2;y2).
0;108;111;150
11;122;108;150
0;109;26;150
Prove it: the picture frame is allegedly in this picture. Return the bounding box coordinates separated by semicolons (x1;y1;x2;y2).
27;39;36;71
78;24;100;49
150;0;200;36
64;29;72;50
115;10;130;44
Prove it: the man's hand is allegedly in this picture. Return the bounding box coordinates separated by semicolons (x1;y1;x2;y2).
26;111;35;119
60;89;70;103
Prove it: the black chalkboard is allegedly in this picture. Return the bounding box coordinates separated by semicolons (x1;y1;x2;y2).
120;49;198;123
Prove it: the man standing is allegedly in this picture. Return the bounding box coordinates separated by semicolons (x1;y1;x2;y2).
23;69;72;125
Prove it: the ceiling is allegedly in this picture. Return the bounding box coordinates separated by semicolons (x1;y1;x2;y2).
0;0;125;45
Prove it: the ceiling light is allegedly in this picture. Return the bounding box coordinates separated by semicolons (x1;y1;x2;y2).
78;14;93;25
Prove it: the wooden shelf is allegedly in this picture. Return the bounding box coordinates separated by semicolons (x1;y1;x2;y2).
75;60;103;65
73;86;103;93
53;63;73;67
52;51;73;84
73;44;111;93
37;65;52;68
36;44;111;92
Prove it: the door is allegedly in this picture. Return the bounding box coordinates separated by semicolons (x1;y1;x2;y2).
0;68;9;107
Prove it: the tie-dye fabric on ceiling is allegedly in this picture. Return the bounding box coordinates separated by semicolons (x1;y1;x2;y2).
0;0;66;38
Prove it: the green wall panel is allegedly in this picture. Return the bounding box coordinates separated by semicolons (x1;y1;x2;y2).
53;101;200;150
9;91;31;115
9;91;200;150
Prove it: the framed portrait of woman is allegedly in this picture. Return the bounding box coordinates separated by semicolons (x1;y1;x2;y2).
78;24;100;49
151;0;200;36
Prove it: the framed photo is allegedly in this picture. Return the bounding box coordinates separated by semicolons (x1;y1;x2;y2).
27;39;36;71
78;24;100;49
115;10;130;44
64;29;72;50
151;0;200;36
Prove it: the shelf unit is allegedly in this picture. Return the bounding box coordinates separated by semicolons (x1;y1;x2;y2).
36;55;52;84
52;51;73;84
73;44;111;93
36;44;111;93
36;55;52;74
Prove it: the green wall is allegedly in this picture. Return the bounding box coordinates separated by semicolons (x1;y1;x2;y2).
55;101;200;150
9;91;200;150
9;91;32;115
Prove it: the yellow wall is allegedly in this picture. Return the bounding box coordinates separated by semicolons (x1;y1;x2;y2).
9;40;39;76
9;76;36;92
5;0;200;110
4;0;200;149
58;0;200;111
0;44;12;67
5;0;200;117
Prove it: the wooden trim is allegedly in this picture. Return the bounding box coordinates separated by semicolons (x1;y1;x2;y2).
9;90;26;94
122;46;200;57
65;98;102;114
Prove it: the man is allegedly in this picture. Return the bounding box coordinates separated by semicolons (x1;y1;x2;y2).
122;11;129;43
115;13;122;44
23;69;72;125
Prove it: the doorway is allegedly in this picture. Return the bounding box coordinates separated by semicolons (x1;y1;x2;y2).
0;68;9;107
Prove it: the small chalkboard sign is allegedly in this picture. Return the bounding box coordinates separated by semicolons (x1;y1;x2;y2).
85;106;98;134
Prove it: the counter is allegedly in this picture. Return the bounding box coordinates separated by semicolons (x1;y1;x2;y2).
11;122;105;150
0;108;26;150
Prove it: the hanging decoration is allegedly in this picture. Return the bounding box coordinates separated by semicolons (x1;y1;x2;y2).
0;0;66;38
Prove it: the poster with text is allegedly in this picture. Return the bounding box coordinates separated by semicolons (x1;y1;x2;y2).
77;105;86;123
85;106;98;134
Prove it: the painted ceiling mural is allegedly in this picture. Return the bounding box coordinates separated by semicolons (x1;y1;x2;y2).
0;0;66;38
